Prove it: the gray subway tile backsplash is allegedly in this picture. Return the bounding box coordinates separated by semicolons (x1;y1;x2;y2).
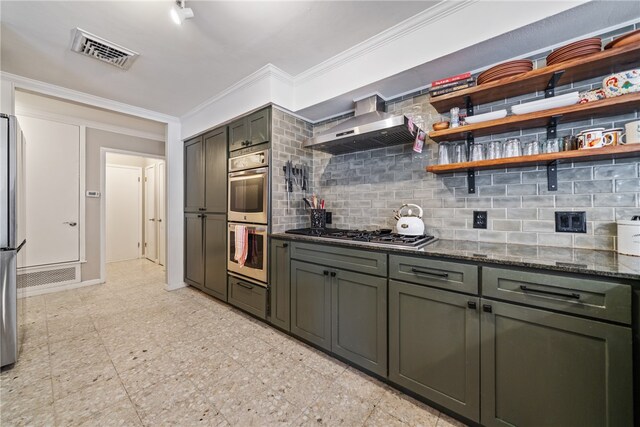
271;25;639;248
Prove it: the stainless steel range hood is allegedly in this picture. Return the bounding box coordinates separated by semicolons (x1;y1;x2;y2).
304;95;421;155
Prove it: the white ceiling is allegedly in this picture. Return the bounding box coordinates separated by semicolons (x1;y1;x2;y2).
0;1;436;117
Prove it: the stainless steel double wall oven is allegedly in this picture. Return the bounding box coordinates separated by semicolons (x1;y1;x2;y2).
227;148;269;284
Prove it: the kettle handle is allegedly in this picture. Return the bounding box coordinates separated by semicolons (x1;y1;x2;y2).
399;203;423;219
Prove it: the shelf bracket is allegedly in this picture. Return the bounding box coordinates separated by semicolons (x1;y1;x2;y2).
465;132;474;162
464;96;474;117
547;161;558;191
547;115;562;139
468;169;476;194
545;70;565;98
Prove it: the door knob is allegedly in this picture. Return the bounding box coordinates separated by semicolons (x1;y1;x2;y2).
63;221;77;227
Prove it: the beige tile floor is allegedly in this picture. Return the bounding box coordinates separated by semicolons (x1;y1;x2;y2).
1;259;467;427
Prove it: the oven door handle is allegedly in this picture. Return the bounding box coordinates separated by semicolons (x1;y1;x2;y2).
229;167;269;178
228;224;267;233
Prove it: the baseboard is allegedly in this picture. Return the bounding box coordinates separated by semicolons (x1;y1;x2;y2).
165;281;187;292
21;278;104;298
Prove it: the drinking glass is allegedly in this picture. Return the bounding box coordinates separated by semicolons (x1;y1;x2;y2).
453;142;467;163
562;135;576;151
521;139;540;156
544;138;560;153
486;140;503;160
438;143;451;165
469;142;485;162
504;138;522;157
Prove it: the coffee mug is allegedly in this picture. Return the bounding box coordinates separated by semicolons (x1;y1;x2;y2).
581;127;607;149
602;128;624;146
622;120;640;144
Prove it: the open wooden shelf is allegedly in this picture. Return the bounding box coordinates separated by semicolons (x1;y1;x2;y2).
426;144;640;174
428;93;640;143
430;43;640;113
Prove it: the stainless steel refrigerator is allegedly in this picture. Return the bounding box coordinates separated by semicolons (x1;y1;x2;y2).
1;113;26;368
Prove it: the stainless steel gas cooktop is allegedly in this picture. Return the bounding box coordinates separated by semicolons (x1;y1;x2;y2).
285;228;436;249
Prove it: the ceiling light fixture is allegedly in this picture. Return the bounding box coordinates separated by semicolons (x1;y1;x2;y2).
170;0;194;25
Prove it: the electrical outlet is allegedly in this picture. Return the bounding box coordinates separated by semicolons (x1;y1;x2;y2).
473;211;487;229
325;211;332;224
555;211;587;233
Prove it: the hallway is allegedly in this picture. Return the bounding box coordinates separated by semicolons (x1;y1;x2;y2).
1;259;463;426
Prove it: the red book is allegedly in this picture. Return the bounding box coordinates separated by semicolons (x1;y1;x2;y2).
431;72;472;87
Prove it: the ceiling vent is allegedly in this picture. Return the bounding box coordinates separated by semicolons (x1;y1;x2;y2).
70;28;139;70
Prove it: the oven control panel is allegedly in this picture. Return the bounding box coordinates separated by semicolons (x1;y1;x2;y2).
229;149;269;172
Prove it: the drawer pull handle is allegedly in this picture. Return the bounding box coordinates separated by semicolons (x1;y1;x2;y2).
467;301;477;309
411;268;449;278
520;285;580;300
483;304;492;313
236;282;254;290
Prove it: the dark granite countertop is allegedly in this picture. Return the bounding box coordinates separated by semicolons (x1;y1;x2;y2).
271;233;640;282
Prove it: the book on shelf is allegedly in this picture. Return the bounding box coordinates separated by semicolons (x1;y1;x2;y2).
429;77;475;91
430;82;476;97
431;72;471;87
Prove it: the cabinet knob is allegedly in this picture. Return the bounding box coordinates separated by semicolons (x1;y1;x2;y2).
323;270;329;276
282;243;288;248
467;301;477;309
330;272;336;277
482;304;492;313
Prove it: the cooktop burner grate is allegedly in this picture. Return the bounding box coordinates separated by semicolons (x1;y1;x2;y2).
285;228;436;248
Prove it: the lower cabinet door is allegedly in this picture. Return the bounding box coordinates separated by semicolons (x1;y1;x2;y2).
204;214;226;301
269;239;290;331
389;280;480;422
290;261;331;351
481;300;632;427
184;214;204;288
332;270;387;376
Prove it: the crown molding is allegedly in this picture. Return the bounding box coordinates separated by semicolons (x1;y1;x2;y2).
182;63;293;120
293;0;477;85
1;72;179;125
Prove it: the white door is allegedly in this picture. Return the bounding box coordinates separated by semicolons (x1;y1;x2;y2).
19;116;80;267
106;165;142;263
157;161;166;266
144;164;157;262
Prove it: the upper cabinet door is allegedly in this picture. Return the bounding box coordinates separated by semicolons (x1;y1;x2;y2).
204;127;227;213
184;136;205;211
228;118;247;152
247;108;270;146
228;107;271;152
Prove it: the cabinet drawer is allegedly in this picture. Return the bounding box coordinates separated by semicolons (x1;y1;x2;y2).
228;275;267;319
482;267;631;324
389;255;478;294
291;242;387;277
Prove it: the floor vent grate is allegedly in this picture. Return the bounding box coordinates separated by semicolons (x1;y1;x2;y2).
17;267;77;289
70;28;139;70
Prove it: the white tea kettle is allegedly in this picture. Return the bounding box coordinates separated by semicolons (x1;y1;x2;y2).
395;203;425;236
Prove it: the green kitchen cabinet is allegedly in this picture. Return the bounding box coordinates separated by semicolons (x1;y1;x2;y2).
203;214;227;300
332;269;387;376
184;126;227;212
269;239;291;331
184;136;204;212
290;260;331;351
184;213;227;300
290;254;388;375
228;107;271;152
389;279;480;422
184;213;204;289
480;299;633;427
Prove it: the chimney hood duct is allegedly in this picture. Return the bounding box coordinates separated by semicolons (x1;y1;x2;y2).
304;95;421;155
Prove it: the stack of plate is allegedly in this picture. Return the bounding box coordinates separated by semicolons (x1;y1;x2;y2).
546;38;601;66
604;29;640;50
511;91;579;115
477;60;533;85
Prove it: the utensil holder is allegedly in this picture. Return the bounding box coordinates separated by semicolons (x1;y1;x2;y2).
310;209;326;229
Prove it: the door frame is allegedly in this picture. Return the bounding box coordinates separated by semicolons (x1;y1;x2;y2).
100;148;165;283
144;163;158;263
105;163;143;262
